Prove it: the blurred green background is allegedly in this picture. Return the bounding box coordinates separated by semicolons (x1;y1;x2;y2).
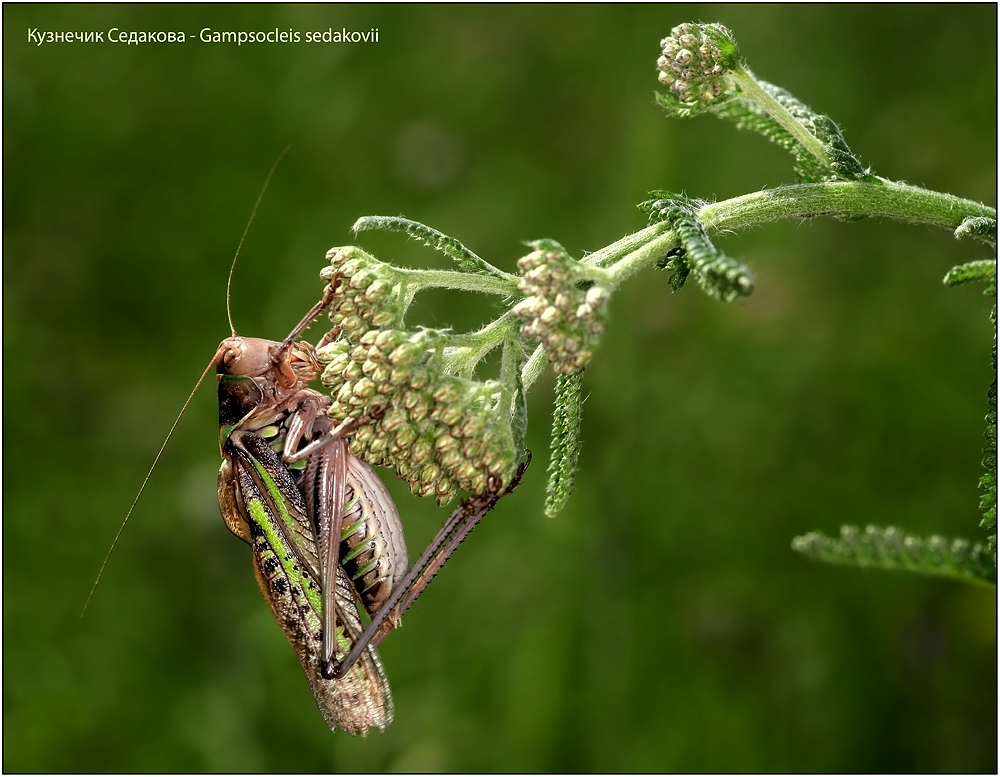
4;3;996;772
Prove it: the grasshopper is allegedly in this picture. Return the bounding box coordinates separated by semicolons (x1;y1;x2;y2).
88;156;529;734
214;281;531;726
92;278;528;733
215;284;402;734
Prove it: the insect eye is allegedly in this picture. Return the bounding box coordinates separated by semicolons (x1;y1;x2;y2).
223;346;242;368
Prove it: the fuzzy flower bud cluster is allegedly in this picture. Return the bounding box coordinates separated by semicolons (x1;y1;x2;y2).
512;242;609;375
319;247;407;344
657;23;738;110
317;327;516;504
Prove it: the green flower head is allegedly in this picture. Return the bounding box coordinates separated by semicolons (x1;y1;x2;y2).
318;328;518;504
320;247;407;343
512;240;610;375
657;23;741;115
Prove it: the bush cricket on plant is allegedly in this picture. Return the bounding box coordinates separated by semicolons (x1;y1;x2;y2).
215;283;400;733
214;276;530;720
85;153;530;734
84;153;402;733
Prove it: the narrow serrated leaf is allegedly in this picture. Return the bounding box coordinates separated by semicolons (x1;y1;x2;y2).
503;339;528;459
792;525;997;585
658;199;753;301
943;259;997;287
353;216;511;280
955;216;998;244
714;97;829;183
545;370;585;517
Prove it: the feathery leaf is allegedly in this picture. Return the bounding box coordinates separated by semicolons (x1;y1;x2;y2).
545;370;585;517
353;215;512;280
792;525;996;585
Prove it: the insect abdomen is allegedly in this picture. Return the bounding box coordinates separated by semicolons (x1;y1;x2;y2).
340;456;409;618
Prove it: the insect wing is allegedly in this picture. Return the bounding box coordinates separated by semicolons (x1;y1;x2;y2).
300;436;350;673
226;431;393;734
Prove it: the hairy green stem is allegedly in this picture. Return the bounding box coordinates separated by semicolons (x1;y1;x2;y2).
596;180;995;288
731;70;832;165
701;180;995;233
398;266;519;313
521;344;548;392
605;230;680;287
441;313;519;377
399;267;519;297
583;221;671;267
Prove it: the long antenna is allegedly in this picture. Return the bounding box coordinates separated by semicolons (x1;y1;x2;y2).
83;146;294;617
81;348;223;616
226;144;293;336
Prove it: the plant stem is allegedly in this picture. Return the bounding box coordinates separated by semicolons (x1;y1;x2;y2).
398;266;519;296
398;266;519;312
400;180;993;395
599;180;995;287
732;71;832;165
583;221;672;267
521;344;548;392
605;230;679;287
700;181;995;233
441;313;518;376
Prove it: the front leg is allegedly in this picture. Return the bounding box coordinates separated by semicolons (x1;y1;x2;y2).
284;406;386;463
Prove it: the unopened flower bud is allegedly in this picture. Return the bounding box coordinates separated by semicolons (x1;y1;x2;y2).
411;436;434;465
394;425;417;449
342;361;363;382
434;432;459;453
